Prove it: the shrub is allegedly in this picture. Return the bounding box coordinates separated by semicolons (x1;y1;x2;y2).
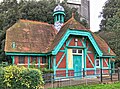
41;68;54;74
0;65;44;89
0;67;5;88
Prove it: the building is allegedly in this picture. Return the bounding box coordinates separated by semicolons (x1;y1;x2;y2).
4;5;115;78
58;0;90;25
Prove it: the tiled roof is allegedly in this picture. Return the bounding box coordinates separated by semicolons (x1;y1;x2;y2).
92;33;116;56
49;17;89;51
49;17;116;56
5;19;56;53
5;18;116;56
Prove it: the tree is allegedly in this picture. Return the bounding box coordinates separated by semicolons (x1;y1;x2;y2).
100;0;120;31
0;0;89;63
98;0;120;66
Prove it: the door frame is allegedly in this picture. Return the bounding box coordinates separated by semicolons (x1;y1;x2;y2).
72;49;84;68
73;55;82;77
72;49;84;77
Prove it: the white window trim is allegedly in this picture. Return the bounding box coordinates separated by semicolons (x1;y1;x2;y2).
72;49;84;68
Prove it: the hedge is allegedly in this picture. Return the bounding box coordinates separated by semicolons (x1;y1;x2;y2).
0;65;44;89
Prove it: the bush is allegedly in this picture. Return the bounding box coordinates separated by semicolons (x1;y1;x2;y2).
41;68;53;74
0;67;5;88
0;65;44;89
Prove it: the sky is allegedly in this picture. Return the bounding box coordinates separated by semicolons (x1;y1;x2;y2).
90;0;107;32
0;0;107;32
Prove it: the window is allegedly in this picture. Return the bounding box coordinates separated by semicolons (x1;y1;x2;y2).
78;49;82;53
72;49;82;54
31;57;37;64
96;59;100;68
12;42;16;48
42;57;47;64
19;56;25;64
72;49;77;53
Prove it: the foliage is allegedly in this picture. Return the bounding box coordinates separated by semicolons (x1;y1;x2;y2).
98;0;120;65
49;82;120;89
0;62;8;67
0;0;88;62
41;68;54;74
100;0;120;30
0;65;44;89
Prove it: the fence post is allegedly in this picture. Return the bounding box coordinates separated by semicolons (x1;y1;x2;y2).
51;73;53;88
83;68;85;77
110;68;112;82
100;68;102;83
118;68;120;81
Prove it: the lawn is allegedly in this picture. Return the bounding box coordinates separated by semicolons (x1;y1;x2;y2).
49;82;120;89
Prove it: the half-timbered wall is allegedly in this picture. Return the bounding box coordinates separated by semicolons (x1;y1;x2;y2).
55;35;111;77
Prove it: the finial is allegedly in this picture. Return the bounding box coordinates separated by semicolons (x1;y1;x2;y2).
72;12;75;18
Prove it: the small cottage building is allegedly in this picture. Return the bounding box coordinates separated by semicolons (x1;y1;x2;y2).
4;5;116;78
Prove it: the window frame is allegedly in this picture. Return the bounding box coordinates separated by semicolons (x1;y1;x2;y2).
42;56;47;64
31;56;37;64
96;59;100;68
72;49;82;55
18;56;25;64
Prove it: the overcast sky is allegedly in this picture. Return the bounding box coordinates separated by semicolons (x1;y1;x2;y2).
90;0;107;32
0;0;107;32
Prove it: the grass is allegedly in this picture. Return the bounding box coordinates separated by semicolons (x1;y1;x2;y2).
49;82;120;89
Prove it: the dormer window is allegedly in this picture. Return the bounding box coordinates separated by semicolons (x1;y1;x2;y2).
12;42;16;48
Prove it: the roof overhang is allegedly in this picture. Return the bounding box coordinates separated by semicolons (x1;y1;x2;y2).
5;52;52;56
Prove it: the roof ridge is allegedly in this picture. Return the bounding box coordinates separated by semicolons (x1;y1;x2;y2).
61;17;74;28
19;19;50;25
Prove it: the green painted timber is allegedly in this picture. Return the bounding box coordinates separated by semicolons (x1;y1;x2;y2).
56;53;65;68
56;68;66;70
52;29;103;56
53;56;56;76
12;42;16;48
48;56;50;69
112;62;115;73
100;58;103;69
12;56;15;65
81;39;86;47
108;47;110;53
66;46;85;49
28;56;30;68
59;50;65;52
94;54;97;75
83;38;87;75
38;57;40;68
61;14;64;23
108;58;111;69
58;14;60;21
66;37;73;46
86;42;90;51
66;47;68;77
53;11;65;16
5;52;50;56
98;56;115;58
